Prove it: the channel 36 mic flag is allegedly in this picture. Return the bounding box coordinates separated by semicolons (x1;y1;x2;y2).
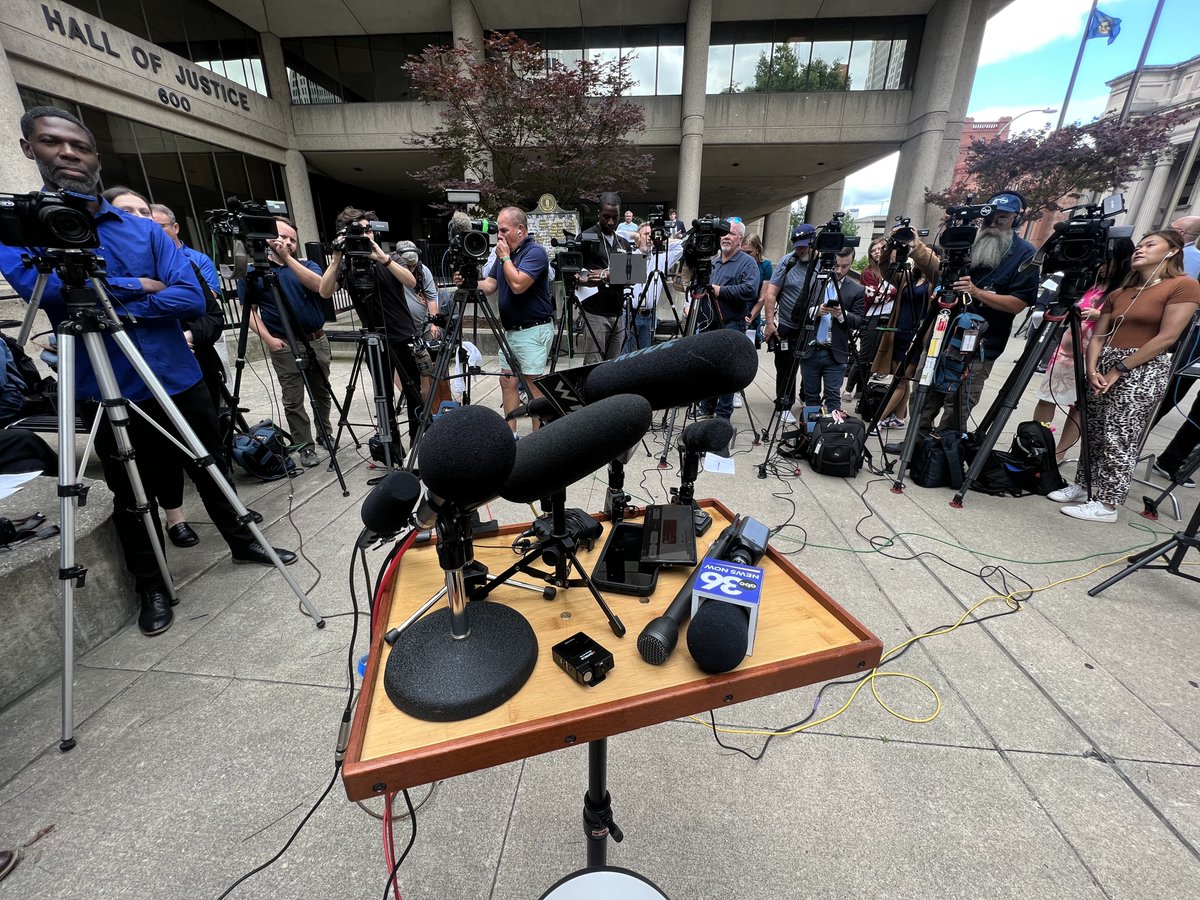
533;329;758;417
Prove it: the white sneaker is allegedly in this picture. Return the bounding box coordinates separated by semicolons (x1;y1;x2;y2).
1047;483;1086;503
780;411;797;425
1061;500;1117;523
733;394;743;408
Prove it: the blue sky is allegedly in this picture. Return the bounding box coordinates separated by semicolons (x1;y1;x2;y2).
842;0;1197;217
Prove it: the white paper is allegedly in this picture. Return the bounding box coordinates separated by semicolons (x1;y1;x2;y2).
703;454;735;475
0;471;42;500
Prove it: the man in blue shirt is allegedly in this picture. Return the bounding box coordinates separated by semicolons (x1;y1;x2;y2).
240;217;333;467
698;219;760;420
0;106;295;637
478;207;554;434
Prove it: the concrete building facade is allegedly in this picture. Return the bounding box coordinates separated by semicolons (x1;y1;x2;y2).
1;0;1007;264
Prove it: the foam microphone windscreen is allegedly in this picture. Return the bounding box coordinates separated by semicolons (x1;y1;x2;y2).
686;601;751;674
420;405;517;505
582;329;758;410
501;395;652;503
361;471;421;536
681;417;735;454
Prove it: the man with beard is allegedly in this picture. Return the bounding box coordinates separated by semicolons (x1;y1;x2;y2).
905;192;1038;433
756;224;820;424
0;106;295;637
577;192;633;364
697;218;759;420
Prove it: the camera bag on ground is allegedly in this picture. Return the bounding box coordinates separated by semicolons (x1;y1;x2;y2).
777;426;810;460
910;429;965;489
1009;420;1067;495
232;419;297;481
856;380;889;422
808;416;867;477
1;331;56;420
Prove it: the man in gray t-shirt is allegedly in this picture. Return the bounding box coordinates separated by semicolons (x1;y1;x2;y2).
395;241;440;338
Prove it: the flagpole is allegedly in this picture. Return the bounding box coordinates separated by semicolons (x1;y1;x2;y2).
1058;0;1098;130
1118;0;1166;123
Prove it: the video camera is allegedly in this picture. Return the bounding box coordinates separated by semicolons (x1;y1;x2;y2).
681;214;730;264
1029;193;1131;304
336;219;389;258
449;218;492;264
885;215;929;269
940;199;994;254
0;190;98;250
813;212;861;274
549;231;601;286
647;204;669;251
204;196;288;273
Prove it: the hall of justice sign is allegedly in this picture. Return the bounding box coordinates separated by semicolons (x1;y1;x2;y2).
36;3;254;114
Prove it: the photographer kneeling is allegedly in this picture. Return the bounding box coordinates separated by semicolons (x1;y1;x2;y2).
318;208;421;457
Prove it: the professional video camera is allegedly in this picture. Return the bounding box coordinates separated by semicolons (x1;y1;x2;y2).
680;214;730;286
940;198;994;254
0;190;98;249
336;219;389;258
885;215;930;263
812;212;861;274
204;196;288;273
1036;194;1131;275
549;231;602;287
449;218;492;264
647;204;669;251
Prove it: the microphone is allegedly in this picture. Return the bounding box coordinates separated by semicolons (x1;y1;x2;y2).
680;417;734;454
501;395;652;503
416;405;517;526
583;329;758;411
687;601;750;674
636;519;739;665
360;470;422;537
448;210;472;237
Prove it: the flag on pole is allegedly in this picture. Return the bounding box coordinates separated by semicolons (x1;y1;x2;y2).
1086;9;1122;44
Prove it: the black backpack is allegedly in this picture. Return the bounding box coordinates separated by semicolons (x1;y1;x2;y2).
910;430;966;489
232;419;297;481
856;381;888;422
1;333;55;416
1009;421;1067;495
808;416;867;477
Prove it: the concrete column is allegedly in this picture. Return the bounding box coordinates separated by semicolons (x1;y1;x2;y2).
805;180;846;228
0;29;41;188
676;0;712;223
928;0;989;204
283;149;320;255
259;32;290;110
451;0;485;56
763;203;793;265
1119;163;1152;226
887;0;979;230
1132;152;1175;237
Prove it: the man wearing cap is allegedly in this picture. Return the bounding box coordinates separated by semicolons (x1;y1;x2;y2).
395;239;442;410
754;223;821;423
318;207;420;457
904;191;1038;433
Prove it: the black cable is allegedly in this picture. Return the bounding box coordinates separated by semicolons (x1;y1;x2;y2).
382;789;418;900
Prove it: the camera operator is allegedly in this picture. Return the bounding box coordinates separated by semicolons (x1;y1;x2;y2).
242;216;333;468
475;207;554;435
393;240;444;406
697;218;759;421
317;208;422;452
903;192;1038;433
752;224;820;424
624;220;683;353
0;106;295;637
577;192;633;365
799;248;865;413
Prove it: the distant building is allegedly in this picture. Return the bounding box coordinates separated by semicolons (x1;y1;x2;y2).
952;116;1013;188
854;215;888;259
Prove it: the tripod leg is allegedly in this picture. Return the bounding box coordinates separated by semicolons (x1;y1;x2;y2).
332;341;366;453
56;328;80;752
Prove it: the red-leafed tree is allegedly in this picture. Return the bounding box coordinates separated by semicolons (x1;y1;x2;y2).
404;33;654;214
925;111;1192;223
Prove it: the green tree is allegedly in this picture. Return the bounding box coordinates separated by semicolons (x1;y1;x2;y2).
841;217;860;238
741;43;848;93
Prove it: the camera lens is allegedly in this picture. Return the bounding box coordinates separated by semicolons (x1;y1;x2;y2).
462;230;490;259
42;206;95;247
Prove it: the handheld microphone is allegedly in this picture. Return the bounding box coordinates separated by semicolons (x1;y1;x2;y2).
501;395;652;503
582;329;758;411
416;405;517;526
687;602;751;674
360;470;422;537
636;519;740;665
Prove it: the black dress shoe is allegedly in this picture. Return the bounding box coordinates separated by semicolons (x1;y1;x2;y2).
167;522;199;547
138;589;175;636
247;508;264;524
232;542;298;566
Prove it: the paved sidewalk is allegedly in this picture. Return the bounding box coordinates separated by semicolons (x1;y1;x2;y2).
0;333;1197;899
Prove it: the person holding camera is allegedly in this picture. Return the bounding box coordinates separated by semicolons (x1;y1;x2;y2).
476;207;554;435
624;220;684;353
903;192;1039;434
241;216;332;468
577;192;634;365
393;240;446;408
697;218;759;421
0;106;295;637
798;249;866;414
754;224;820;424
317;208;422;454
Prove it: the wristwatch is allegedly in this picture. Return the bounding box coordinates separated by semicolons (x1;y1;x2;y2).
1114;359;1132;375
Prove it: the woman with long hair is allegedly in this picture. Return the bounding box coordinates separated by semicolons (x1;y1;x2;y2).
742;232;771;346
1032;237;1135;462
1049;229;1200;521
846;238;898;400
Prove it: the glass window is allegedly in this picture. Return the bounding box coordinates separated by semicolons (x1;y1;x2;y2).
86;109;150;199
547;48;583;70
625;47;657;96
336;36;376;103
215;153;251;200
732;42;772;93
245;157;280;203
887;40;908;90
295;37;343;102
707;44;734;94
657;45;684;95
810;41;850;91
98;0;149;42
142;4;188;57
371;35;409;102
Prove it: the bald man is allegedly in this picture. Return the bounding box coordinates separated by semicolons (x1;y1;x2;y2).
1169;216;1200;278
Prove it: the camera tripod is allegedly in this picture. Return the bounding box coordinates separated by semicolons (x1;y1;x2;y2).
227;246;350;496
549;276;607;372
1089;489;1200;596
623;245;677;352
21;248;325;752
328;327;409;471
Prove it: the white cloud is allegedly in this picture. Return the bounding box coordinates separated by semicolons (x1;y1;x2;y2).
843;152;900;214
966;93;1112;130
978;0;1095;67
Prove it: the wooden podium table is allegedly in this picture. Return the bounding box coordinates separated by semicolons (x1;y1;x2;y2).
343;500;881;801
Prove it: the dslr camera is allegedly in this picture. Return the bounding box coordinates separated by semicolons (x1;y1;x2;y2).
647;204;669;250
0;190;98;250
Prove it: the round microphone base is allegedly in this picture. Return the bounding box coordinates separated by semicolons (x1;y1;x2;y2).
383;601;538;722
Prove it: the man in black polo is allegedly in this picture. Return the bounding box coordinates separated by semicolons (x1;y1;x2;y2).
577;191;633;365
241;216;334;467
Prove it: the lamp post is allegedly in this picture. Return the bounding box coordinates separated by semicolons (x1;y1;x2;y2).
995;107;1058;139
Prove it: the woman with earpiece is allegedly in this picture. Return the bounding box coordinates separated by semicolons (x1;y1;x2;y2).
1049;229;1200;522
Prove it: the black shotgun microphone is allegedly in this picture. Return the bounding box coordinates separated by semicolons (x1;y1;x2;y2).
636;519;739;664
360;470;422;537
501;395;652;503
583;329;758;410
680;417;735;454
415;405;517;526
